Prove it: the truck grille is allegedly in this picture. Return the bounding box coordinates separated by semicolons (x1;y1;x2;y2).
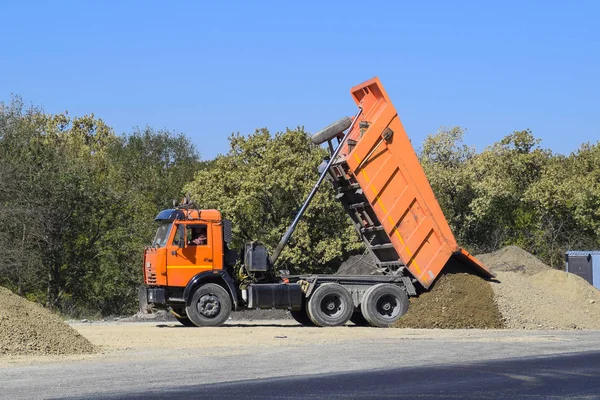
146;262;157;284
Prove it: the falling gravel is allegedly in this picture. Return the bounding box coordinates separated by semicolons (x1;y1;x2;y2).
0;287;96;356
394;272;503;329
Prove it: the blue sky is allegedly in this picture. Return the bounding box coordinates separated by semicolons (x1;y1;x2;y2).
1;1;598;159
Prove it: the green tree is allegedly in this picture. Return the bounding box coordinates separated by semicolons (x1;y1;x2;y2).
184;128;362;273
420;127;476;245
0;99;201;316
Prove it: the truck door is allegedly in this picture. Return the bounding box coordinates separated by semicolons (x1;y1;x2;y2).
165;222;214;287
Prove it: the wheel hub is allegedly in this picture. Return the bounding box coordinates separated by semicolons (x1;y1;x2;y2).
376;294;399;318
321;294;343;317
198;294;220;317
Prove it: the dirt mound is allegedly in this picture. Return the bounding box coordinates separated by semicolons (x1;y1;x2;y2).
0;287;96;356
336;253;381;275
477;246;549;275
395;272;503;329
492;270;600;329
478;245;600;329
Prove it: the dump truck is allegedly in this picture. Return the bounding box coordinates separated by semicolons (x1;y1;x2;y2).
139;77;493;328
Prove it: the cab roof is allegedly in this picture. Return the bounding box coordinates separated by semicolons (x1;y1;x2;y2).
154;208;222;222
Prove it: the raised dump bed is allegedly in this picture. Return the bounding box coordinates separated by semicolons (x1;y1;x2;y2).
325;77;492;290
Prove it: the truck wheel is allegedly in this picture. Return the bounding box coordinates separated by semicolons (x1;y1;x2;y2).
361;284;409;328
172;308;197;327
350;311;370;327
186;283;232;327
289;302;316;327
176;315;197;327
311;116;352;145
307;284;353;327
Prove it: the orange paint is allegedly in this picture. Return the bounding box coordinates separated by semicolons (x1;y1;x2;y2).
343;77;493;288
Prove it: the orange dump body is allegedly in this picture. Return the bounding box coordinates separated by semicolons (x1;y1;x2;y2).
332;77;492;289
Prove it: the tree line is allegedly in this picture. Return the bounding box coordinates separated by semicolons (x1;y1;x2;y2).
0;98;199;316
1;98;598;316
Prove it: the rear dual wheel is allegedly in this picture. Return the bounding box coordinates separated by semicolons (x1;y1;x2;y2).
307;284;354;327
290;303;315;327
360;284;409;328
349;311;370;326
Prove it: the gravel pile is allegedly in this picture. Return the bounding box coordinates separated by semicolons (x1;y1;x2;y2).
477;246;549;275
479;246;600;330
394;271;503;329
0;287;96;356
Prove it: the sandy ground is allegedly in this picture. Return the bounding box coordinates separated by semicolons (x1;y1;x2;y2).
2;320;600;399
1;319;599;367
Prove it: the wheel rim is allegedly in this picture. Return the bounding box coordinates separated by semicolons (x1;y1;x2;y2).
197;294;221;318
320;294;345;319
375;294;400;320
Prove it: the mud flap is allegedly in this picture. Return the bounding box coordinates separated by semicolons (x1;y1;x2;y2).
138;285;149;314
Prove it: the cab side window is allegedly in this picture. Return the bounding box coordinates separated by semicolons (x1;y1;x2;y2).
172;224;184;246
186;224;208;246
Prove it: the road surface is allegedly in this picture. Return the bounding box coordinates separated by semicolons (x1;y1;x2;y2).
1;320;599;399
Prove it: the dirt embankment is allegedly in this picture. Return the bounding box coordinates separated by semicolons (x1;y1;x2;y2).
479;246;600;329
0;287;96;356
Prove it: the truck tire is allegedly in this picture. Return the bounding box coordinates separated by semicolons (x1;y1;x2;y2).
311;116;352;145
172;307;197;327
361;284;409;328
349;311;370;327
289;304;316;327
186;283;232;327
307;284;353;327
175;315;197;327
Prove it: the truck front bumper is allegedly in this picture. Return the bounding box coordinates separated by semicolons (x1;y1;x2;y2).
138;286;166;313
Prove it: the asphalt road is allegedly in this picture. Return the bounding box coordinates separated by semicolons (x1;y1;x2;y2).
2;323;600;399
79;351;600;400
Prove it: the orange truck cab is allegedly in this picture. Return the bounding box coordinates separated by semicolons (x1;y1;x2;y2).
140;207;243;326
139;77;493;328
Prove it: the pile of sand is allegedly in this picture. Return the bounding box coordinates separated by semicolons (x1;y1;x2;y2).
337;253;502;329
394;272;503;329
477;246;549;275
477;246;600;329
0;287;96;356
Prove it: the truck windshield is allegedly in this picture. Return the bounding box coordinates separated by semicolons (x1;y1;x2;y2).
152;222;173;248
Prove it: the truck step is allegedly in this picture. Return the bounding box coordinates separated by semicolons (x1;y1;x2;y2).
377;261;404;267
347;139;357;152
349;202;368;209
337;183;360;192
369;243;395;250
361;225;384;233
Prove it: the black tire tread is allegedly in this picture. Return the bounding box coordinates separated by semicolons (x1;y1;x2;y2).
349;311;371;327
289;305;316;327
361;284;409;328
186;283;232;327
307;283;354;327
311;117;352;145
